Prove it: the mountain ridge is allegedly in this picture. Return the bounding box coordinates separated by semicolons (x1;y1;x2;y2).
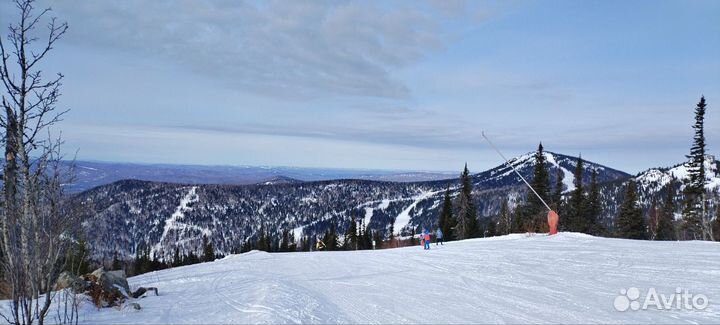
75;151;638;261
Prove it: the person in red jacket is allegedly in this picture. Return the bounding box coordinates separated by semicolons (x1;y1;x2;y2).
422;228;431;250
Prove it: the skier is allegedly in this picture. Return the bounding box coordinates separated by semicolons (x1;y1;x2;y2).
422;228;431;250
436;228;444;246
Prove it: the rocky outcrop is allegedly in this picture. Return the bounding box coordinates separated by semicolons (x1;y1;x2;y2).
55;267;158;309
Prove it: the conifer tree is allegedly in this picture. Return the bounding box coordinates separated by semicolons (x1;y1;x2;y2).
527;143;551;231
202;235;215;262
566;155;586;232
656;184;677;241
256;226;269;252
497;199;512;235
486;218;497;237
683;96;708;239
363;223;373;249
388;223;395;245
345;215;358;250
172;247;181;267
647;199;660;240
615;180;647;239
437;188;455;241
454;164;480;239
585;169;603;235
289;231;297;251
283;230;291;252
551;168;565;211
323;223;339;251
186;251;200;265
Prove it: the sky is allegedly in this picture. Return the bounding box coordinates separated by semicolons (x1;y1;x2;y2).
1;0;719;174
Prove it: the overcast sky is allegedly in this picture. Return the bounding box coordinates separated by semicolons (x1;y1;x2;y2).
1;0;718;174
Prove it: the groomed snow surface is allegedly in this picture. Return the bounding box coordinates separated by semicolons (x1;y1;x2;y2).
7;233;720;324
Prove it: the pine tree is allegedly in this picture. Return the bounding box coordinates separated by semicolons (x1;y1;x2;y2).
256;226;268;252
186;251;200;265
357;219;367;250
172;247;181;267
323;223;339;251
566;155;586;232
615;180;647;239
486;218;497;237
363;223;373;249
514;144;551;233
454;164;480;239
656;184;677;241
585;168;603;235
647;198;660;240
527;143;551;231
683;96;708;239
437;188;455;241
551;168;565;211
345;215;358;250
202;235;215;262
280;229;290;252
497;199;512;235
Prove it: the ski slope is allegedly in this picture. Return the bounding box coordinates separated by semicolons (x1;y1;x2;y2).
7;233;720;324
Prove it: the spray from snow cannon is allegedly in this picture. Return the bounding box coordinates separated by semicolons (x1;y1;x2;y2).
481;131;559;235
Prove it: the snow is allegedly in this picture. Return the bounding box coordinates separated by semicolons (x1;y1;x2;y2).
292;226;304;241
544;153;575;192
637;155;720;193
363;207;373;227
393;190;442;234
15;233;719;324
378;199;390;210
151;186;205;259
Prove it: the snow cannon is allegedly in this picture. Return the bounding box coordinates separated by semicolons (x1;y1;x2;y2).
481;131;560;236
547;210;559;235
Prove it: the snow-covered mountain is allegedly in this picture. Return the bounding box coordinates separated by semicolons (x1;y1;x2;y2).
600;155;720;220
635;155;720;194
74;152;631;261
474;151;628;191
13;234;719;324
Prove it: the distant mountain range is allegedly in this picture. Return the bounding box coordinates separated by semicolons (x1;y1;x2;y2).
74;151;720;262
65;161;457;193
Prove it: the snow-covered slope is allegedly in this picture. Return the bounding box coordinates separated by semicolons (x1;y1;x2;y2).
16;234;719;324
595;155;720;221
76;152;630;261
636;155;720;194
474;151;629;192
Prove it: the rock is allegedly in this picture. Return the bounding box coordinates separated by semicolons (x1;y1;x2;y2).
131;287;159;298
55;271;87;293
91;268;130;297
129;303;142;310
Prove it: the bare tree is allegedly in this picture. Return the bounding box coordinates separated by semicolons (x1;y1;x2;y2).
0;1;76;324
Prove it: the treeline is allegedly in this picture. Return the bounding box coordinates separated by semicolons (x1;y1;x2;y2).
490;96;719;241
62;235;223;277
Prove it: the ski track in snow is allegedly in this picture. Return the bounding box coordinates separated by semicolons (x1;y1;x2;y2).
393;190;442;234
152;186;204;258
545;153;575;192
18;233;720;324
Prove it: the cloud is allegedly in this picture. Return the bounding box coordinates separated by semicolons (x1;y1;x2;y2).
36;0;471;100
